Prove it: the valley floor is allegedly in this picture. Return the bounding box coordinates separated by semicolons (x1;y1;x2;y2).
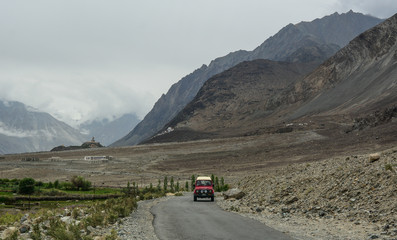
1;122;396;239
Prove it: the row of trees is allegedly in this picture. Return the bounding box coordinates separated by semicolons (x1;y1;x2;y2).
190;174;229;192
123;174;229;198
14;176;92;195
9;174;229;196
160;174;229;193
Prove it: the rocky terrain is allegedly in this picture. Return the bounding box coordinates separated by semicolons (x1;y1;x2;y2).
1;119;396;239
150;13;397;146
145;59;318;143
272;13;397;120
112;11;381;147
217;148;397;240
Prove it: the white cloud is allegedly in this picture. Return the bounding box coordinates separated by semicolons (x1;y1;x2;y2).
0;122;35;138
0;0;395;127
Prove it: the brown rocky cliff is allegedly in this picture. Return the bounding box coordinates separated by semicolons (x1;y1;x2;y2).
267;13;397;119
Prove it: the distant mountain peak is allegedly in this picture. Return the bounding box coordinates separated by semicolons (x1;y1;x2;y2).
0;100;86;154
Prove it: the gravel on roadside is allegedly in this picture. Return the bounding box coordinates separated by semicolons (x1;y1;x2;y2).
98;196;174;240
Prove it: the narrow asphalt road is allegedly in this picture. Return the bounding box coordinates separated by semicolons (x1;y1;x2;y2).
151;195;294;240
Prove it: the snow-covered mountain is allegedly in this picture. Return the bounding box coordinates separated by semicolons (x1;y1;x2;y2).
0;100;86;154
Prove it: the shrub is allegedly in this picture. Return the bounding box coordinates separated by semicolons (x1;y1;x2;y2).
191;175;195;191
47;218;72;240
385;164;394;172
19;178;35;195
0;212;23;226
105;229;118;240
54;180;60;189
71;176;91;191
30;222;42;240
4;230;18;240
83;211;104;228
61;182;74;190
35;181;44;187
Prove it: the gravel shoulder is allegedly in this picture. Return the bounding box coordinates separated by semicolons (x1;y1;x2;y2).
216;147;397;240
104;196;174;240
216;198;375;240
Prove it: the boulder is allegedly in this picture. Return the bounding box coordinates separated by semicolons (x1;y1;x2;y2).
1;227;18;239
20;213;29;224
61;216;73;225
369;153;381;162
223;188;245;200
285;196;299;205
19;224;30;234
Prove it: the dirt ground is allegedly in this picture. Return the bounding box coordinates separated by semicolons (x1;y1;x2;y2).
1;121;396;189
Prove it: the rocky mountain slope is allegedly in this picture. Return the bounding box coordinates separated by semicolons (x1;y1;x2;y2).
147;13;396;144
79;113;140;146
267;12;397;120
0;100;86;154
145;59;319;143
112;11;382;146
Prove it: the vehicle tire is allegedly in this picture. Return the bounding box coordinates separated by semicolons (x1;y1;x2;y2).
194;196;197;201
211;196;214;202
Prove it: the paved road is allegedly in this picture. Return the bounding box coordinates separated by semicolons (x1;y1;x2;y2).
151;195;293;240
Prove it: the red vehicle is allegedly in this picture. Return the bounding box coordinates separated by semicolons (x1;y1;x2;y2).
193;176;215;202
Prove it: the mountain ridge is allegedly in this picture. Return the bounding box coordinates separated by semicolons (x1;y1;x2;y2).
271;13;397;119
112;11;383;146
147;13;397;144
0;100;86;154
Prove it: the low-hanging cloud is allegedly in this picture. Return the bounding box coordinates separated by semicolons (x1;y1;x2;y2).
0;0;396;128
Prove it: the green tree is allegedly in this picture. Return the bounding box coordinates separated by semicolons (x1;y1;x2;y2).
191;175;195;191
220;177;225;191
157;179;161;191
170;176;174;193
185;181;189;191
175;181;180;192
132;182;137;195
211;174;215;182
215;177;220;192
54;180;59;189
163;176;168;192
124;181;132;196
71;176;91;191
19;178;35;195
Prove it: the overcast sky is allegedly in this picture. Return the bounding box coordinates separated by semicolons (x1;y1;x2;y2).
0;0;396;127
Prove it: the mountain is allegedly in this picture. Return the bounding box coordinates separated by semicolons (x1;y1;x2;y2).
265;12;397;120
144;60;319;143
79;113;140;146
112;11;382;146
249;10;383;60
149;12;397;143
0;100;86;154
